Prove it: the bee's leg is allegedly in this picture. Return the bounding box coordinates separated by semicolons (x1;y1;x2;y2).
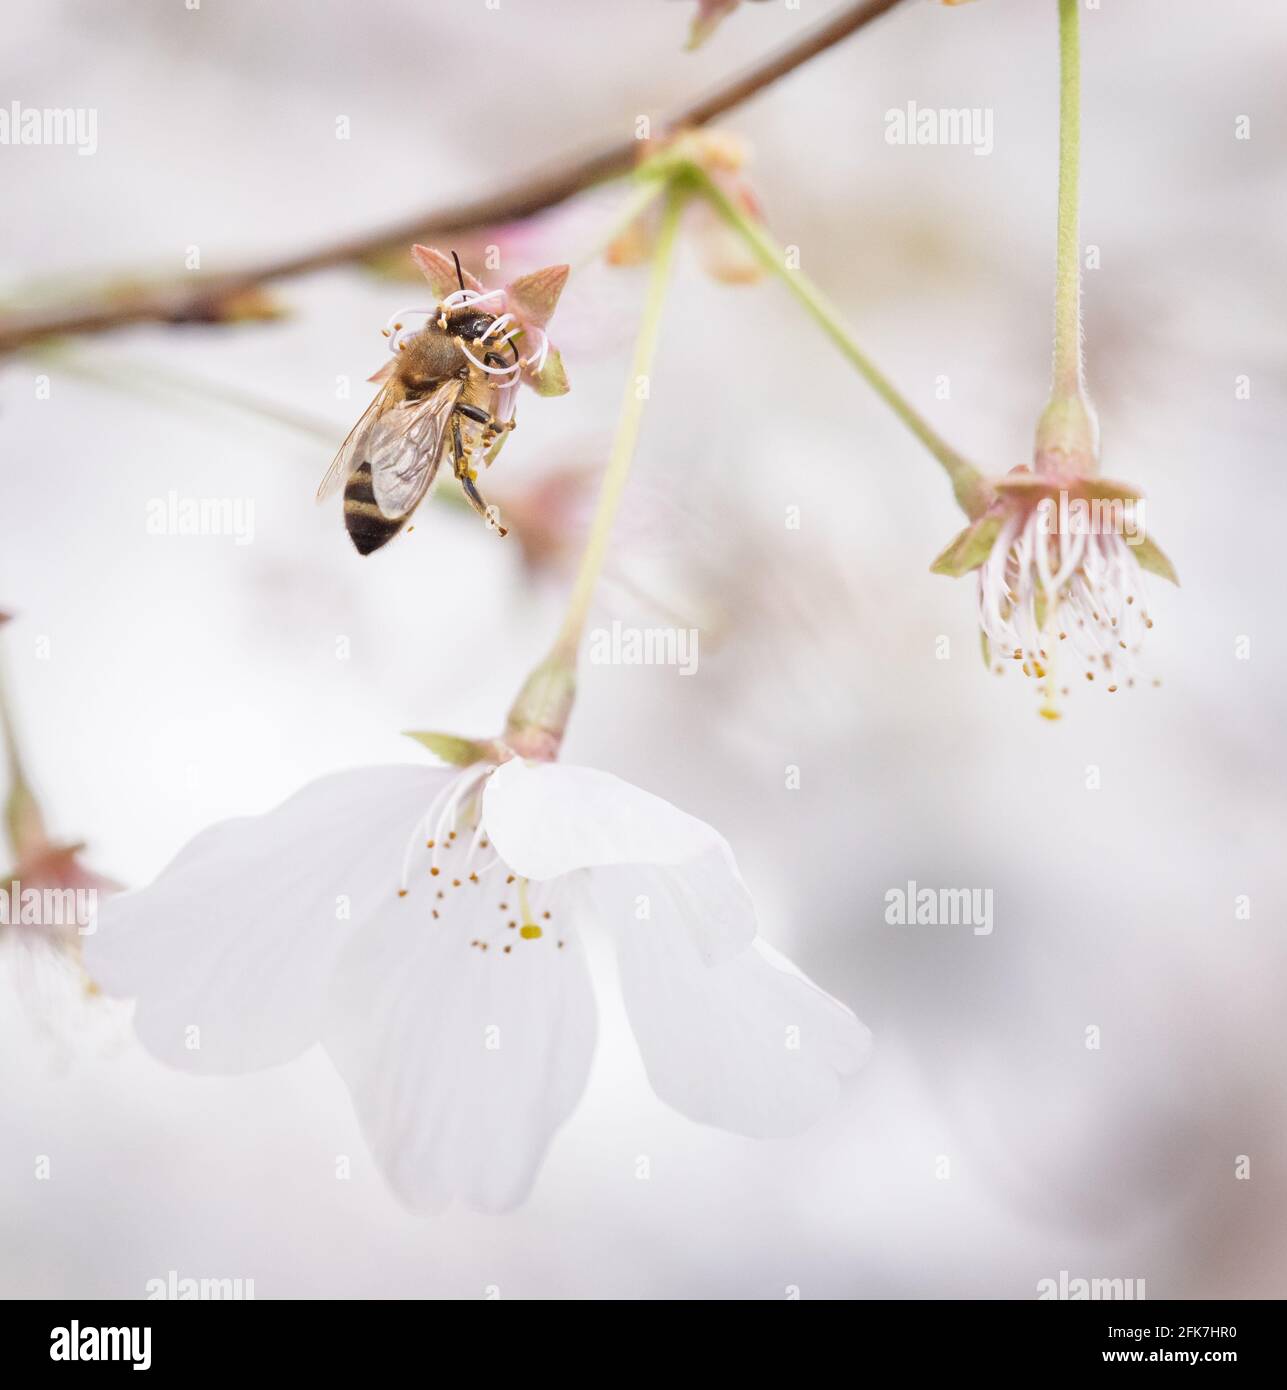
452;415;508;537
461;473;507;536
456;401;516;464
456;402;515;434
483;343;521;373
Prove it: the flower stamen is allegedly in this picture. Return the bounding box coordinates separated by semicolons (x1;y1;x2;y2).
978;508;1154;716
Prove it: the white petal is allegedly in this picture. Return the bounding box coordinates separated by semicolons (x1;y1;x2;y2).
613;898;872;1138
323;868;596;1213
483;759;723;879
586;844;756;967
83;765;446;1074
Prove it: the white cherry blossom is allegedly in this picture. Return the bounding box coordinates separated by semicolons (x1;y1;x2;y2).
85;757;871;1212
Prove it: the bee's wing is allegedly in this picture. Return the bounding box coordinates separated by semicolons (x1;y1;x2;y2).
368;377;464;520
316;386;392;503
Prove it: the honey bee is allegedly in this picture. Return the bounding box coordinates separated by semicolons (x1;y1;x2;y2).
318;254;522;554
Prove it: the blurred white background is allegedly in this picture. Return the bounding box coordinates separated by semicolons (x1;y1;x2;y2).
1;0;1284;1298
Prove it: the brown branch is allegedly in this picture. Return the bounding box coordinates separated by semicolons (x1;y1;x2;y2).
0;0;905;355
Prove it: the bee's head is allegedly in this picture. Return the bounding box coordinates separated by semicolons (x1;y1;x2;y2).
437;254;509;343
440;304;497;343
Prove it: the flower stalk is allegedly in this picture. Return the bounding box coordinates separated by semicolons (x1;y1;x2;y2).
1052;0;1082;398
1036;0;1096;477
506;184;687;758
689;166;992;521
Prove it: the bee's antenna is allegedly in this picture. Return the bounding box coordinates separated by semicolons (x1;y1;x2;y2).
452;251;465;293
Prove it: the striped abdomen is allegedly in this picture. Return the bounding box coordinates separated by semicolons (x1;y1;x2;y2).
343;463;404;556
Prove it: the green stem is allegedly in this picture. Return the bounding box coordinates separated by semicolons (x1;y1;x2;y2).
1053;0;1083;398
1035;0;1096;475
554;185;686;655
691;167;991;520
504;184;686;757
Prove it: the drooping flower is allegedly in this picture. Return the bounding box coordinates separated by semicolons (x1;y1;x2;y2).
931;465;1177;717
393;244;571;399
938;0;1174;718
608;131;767;285
84;756;871;1212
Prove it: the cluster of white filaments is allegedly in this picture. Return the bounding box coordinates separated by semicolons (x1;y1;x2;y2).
395;766;565;955
977;508;1156;719
381;287;550;378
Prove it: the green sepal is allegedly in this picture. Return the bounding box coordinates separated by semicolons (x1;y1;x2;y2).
484;428;512;470
993;474;1143;503
529;346;570;397
1132;536;1179;585
930;513;1002;577
402;731;488;766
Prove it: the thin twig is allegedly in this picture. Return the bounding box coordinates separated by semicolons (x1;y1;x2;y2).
0;0;905;355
